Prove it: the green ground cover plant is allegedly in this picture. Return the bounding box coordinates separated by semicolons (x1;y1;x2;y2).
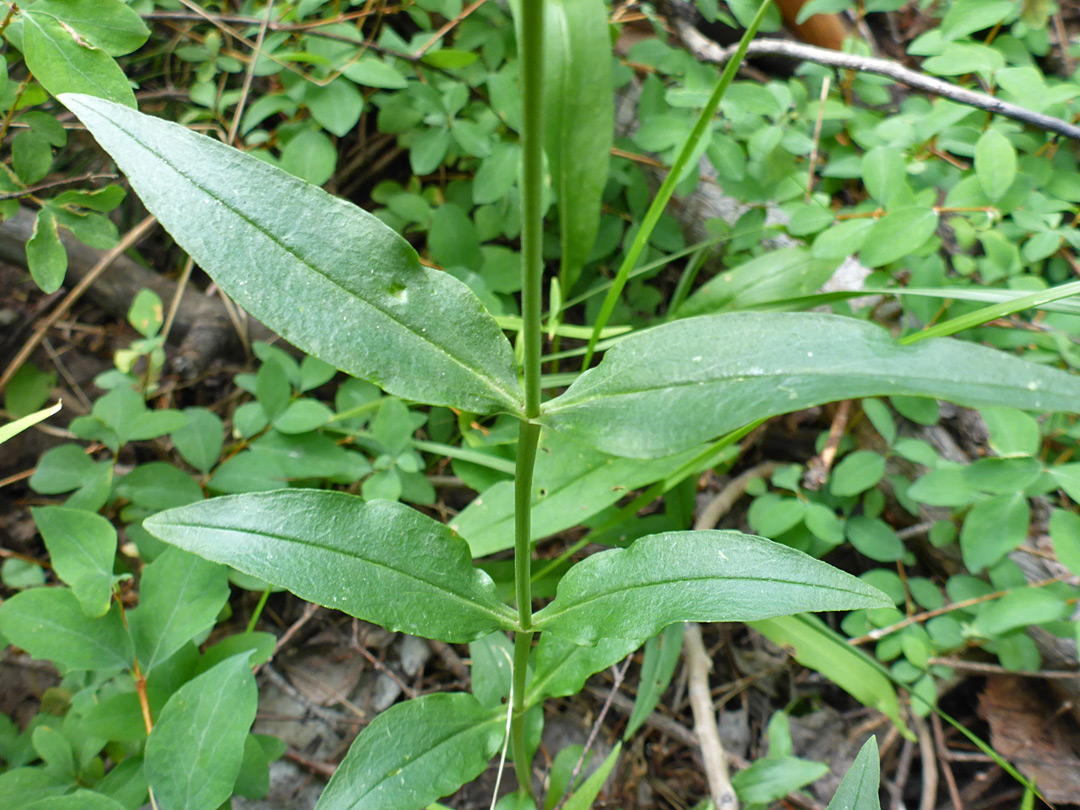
4;0;1080;808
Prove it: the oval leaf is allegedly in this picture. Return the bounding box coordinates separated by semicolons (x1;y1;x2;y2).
22;13;135;107
144;491;518;642
0;587;133;671
540;312;1080;458
531;530;891;644
31;505;116;618
974;129;1017;203
60;93;524;416
315;692;503;810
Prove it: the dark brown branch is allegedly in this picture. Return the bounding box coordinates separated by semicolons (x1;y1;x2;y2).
0;172;117;201
671;19;1080;142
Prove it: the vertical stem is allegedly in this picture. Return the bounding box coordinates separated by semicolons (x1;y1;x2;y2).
520;0;544;421
513;0;544;798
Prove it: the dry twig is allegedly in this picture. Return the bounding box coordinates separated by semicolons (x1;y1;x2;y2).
684;622;737;810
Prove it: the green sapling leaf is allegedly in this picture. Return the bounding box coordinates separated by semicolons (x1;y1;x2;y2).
60;93;525;417
144;491;519;642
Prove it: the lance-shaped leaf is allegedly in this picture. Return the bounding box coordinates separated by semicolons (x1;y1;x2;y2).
531;530;891;645
315;692;503;810
827;737;881;810
542;0;613;290
60;94;524;416
526;634;642;705
541;312;1080;458
144;491;519;642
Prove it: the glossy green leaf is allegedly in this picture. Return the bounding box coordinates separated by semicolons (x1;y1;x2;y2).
830;451;886;497
451;431;696;556
22;13;135;107
858;207;939;267
749;614;911;739
975;129;1017;203
26;207;66;293
973;587;1071;636
314;693;503;810
31;506;116;618
61;94;524;416
540;312;1080;459
624;623;684;739
826;737;881;810
27;0;150;56
144;653;258;810
127;547;230;673
526;634;642;704
145;490;518;642
543;0;612;290
0;401;61;446
171;407;225;474
531;530;891;644
0;588;132;671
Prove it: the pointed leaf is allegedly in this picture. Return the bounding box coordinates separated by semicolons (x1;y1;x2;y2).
315;692;503;810
543;0;612;289
0;588;132;671
563;743;621;810
827;737;881;810
22;13;135;107
32;506;116;618
27;0;150;56
128;547;230;673
144;653;258;810
144;491;518;642
624;623;684;739
531;530;891;645
541;312;1080;458
60;94;524;416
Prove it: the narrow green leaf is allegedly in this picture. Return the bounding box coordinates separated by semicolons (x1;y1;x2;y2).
0;588;133;671
0;400;61;445
580;0;773;367
826;737;881;810
563;743;621;810
22;13;135;107
128;547;230;673
541;312;1080;459
732;756;829;805
314;693;503;810
624;623;684;739
144;653;258;810
451;431;697;556
61;94;524;416
32;506;116;618
975;129;1017;203
531;530;891;645
543;0;612;291
527;634;642;705
145;491;518;642
749;614;911;739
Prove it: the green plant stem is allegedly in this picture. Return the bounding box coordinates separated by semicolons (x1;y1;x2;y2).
245;586;272;633
513;0;545;798
580;0;774;369
520;0;545;420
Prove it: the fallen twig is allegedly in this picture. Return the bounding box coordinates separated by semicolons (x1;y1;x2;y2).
669;15;1080;142
684;622;737;810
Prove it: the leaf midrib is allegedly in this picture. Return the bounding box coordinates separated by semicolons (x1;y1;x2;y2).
533;571;880;629
157;520;518;630
543;362;1070;414
100;110;523;413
